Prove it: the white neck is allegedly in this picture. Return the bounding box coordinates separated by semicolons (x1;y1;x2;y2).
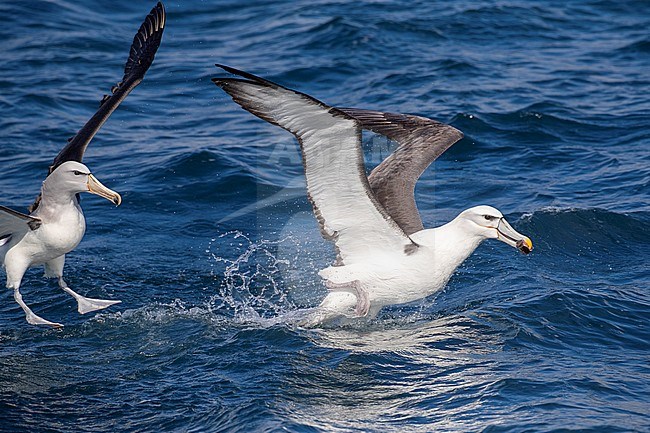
34;180;81;220
414;215;485;273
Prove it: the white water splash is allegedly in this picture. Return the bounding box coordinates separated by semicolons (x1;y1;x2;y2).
205;230;319;323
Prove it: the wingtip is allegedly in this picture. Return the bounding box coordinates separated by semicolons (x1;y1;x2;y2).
142;2;166;37
214;63;246;77
213;63;236;78
122;2;166;81
212;64;278;87
154;2;166;29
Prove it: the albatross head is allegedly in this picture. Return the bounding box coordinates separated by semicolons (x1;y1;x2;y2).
460;205;533;254
45;161;122;206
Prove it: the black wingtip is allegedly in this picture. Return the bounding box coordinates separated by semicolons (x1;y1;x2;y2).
123;2;166;81
214;64;243;76
213;64;277;87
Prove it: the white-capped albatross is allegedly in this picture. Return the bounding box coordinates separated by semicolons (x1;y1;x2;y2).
1;2;165;328
212;65;533;326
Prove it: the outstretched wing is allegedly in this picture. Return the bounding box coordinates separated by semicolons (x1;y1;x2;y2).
51;2;166;171
338;108;463;235
29;2;166;212
212;65;417;265
0;206;41;245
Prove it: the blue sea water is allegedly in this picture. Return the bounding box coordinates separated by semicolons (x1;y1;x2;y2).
0;0;649;431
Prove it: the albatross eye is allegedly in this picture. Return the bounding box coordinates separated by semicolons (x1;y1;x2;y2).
72;170;84;176
483;215;495;221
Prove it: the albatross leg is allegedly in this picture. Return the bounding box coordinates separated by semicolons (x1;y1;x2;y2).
58;277;121;314
45;256;121;314
12;286;63;328
6;259;63;328
325;280;370;317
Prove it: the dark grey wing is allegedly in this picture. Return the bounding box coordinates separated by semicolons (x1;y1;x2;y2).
212;65;417;265
0;206;41;241
28;2;165;213
50;2;166;171
338;108;463;235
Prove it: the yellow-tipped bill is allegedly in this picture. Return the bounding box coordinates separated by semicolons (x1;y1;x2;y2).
496;218;533;255
87;174;121;206
516;236;533;254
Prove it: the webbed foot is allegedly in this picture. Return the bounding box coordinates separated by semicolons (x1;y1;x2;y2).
61;287;121;314
25;312;64;328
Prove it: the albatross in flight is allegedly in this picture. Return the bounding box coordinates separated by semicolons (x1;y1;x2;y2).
1;2;166;327
212;65;533;326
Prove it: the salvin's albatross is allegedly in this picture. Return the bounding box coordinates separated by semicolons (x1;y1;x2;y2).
1;2;166;327
212;65;533;326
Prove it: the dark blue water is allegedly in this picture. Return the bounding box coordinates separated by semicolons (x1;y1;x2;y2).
1;1;648;431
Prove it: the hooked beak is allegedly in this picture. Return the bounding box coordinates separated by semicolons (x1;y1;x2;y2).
87;174;121;206
496;218;533;254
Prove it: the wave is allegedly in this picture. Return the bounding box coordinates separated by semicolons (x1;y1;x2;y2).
520;207;649;260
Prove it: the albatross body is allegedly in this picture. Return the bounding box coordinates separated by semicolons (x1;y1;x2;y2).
315;207;527;323
213;65;533;326
1;2;165;327
1;162;122;327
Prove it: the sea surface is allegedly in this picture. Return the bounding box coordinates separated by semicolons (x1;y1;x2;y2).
0;0;648;432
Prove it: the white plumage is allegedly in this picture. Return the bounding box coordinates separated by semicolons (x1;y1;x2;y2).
1;162;121;327
2;2;165;327
213;65;533;326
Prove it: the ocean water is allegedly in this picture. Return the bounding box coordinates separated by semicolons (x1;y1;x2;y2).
0;0;648;431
